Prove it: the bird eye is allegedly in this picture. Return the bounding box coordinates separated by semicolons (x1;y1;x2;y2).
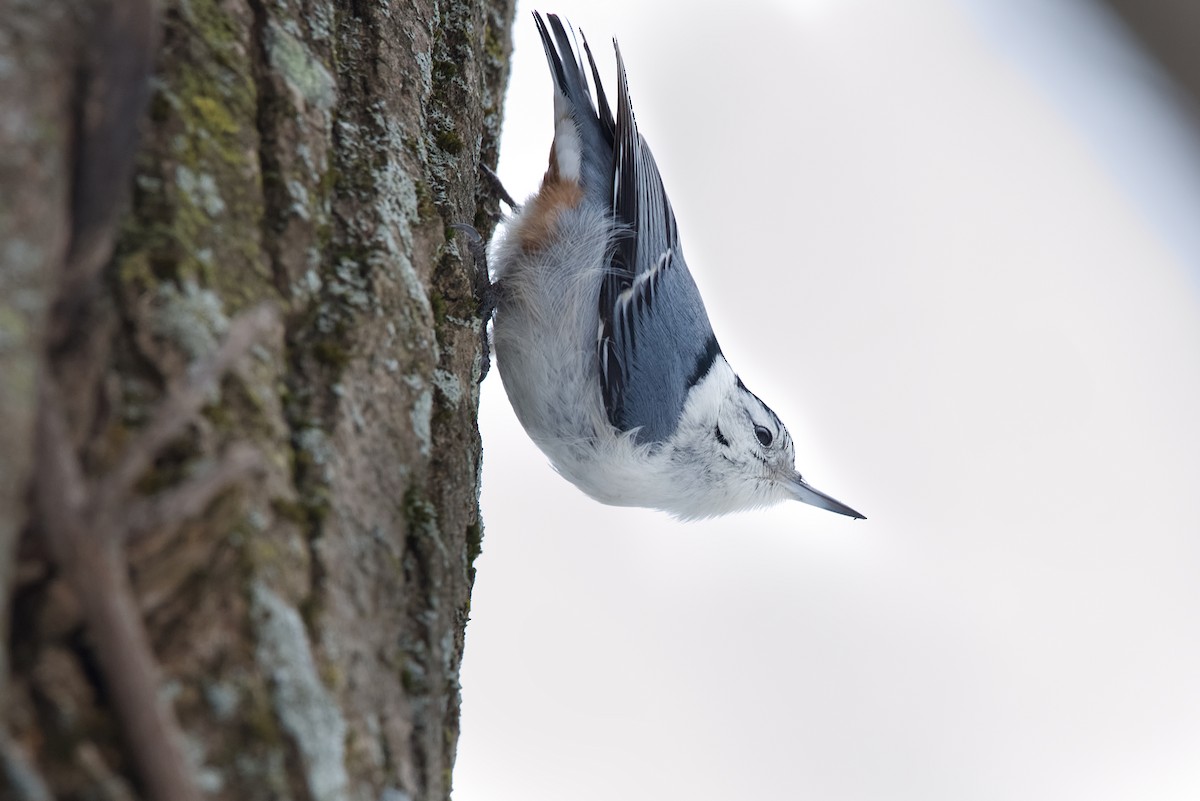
754;425;773;447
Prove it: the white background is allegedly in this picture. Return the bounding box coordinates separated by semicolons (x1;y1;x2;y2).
455;0;1200;798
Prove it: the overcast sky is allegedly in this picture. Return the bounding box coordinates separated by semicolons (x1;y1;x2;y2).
455;1;1200;799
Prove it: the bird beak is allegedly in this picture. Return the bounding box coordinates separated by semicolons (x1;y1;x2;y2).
783;474;866;519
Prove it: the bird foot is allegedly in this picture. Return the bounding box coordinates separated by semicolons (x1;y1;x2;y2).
480;163;519;211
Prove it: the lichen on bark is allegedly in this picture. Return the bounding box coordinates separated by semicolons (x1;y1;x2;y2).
1;0;515;798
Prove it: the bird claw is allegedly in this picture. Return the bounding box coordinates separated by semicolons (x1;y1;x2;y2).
480;164;519;211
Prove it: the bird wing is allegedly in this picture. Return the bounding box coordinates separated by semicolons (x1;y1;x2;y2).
599;44;721;443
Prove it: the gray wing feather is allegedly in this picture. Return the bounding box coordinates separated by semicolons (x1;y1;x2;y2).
602;251;721;442
599;43;721;443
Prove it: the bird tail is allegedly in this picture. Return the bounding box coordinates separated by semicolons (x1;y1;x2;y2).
533;12;615;204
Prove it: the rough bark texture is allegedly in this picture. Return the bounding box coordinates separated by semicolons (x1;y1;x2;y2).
1;0;514;798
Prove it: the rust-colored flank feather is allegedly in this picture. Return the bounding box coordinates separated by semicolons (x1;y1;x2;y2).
516;142;583;252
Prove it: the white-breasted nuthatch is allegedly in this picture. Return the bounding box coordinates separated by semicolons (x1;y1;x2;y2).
489;12;864;520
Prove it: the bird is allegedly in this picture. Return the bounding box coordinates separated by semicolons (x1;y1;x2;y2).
488;12;864;520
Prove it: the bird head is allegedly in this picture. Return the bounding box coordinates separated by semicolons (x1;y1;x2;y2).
667;360;864;520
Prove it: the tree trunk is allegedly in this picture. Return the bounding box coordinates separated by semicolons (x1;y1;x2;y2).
0;0;513;798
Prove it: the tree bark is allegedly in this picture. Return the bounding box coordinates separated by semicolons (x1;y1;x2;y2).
1;0;514;798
